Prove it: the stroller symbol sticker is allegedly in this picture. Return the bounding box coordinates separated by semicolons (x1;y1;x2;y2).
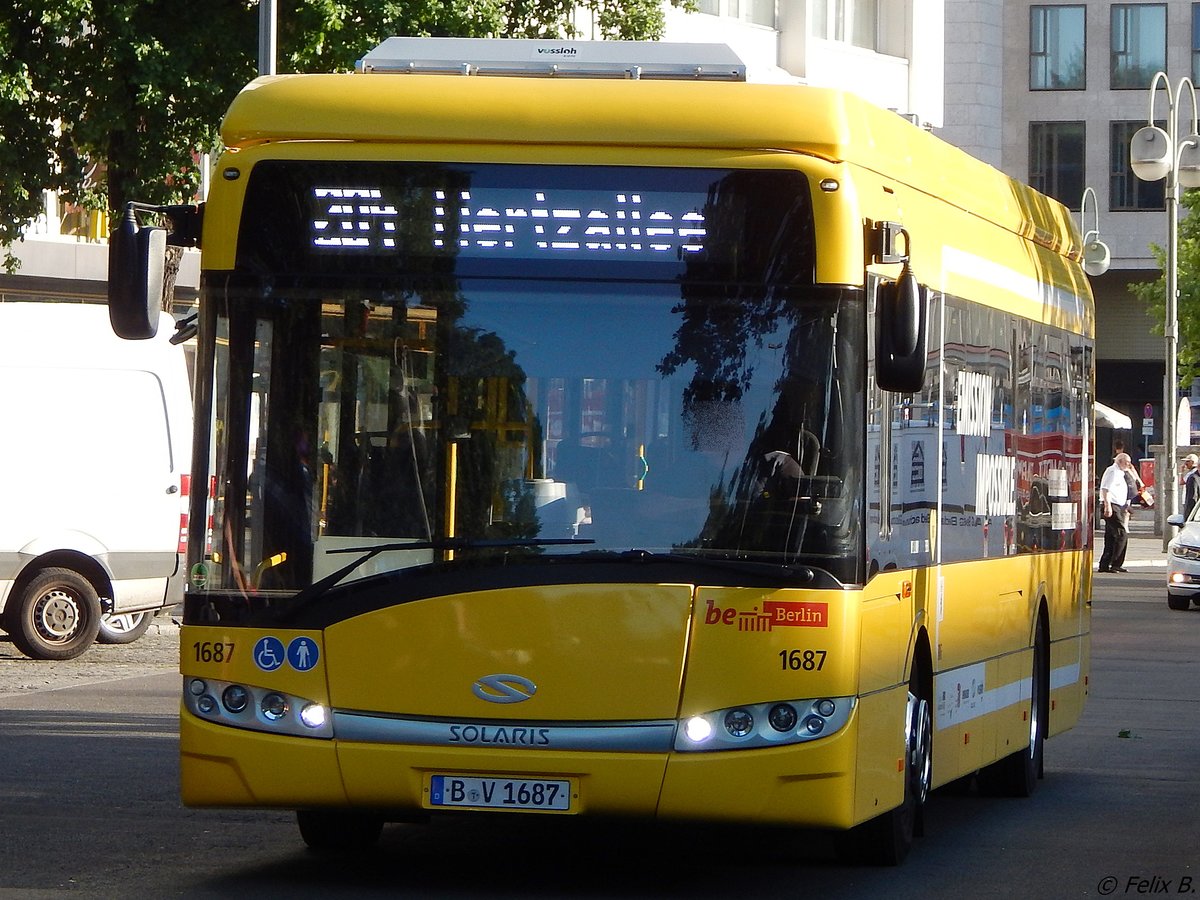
253;636;286;672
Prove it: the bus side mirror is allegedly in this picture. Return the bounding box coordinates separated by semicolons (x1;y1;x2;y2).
876;268;927;394
108;204;167;340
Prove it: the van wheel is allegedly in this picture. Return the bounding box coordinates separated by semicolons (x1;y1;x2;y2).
97;610;154;644
8;568;102;660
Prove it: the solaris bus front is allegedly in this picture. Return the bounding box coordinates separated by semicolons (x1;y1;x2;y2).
149;148;942;862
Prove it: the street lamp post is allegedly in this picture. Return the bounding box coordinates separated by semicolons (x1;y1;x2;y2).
1129;72;1200;532
258;0;277;76
1079;186;1111;277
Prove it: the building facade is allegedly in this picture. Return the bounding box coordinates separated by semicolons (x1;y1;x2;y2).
664;1;945;127
940;0;1187;455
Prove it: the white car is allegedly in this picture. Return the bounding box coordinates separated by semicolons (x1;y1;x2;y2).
1166;507;1200;610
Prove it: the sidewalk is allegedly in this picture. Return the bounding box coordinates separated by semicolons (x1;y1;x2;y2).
1101;514;1168;569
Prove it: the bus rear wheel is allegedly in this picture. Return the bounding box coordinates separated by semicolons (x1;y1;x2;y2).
7;568;101;661
297;810;383;852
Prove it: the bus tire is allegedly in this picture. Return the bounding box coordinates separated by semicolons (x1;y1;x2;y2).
837;672;932;865
979;619;1048;797
97;610;155;644
297;810;383;852
7;567;102;661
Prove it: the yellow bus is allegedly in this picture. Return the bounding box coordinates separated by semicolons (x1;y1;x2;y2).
110;38;1093;864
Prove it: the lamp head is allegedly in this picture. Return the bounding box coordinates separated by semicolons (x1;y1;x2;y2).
1083;238;1111;277
1179;134;1200;188
1130;125;1172;182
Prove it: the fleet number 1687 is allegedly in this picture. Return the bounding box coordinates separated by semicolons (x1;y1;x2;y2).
779;649;826;671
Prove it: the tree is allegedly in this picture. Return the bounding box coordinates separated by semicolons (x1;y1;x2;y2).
0;0;696;270
1127;188;1200;388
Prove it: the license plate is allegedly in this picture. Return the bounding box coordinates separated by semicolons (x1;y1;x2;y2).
428;775;572;811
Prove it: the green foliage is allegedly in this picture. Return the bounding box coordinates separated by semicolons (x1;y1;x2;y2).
1128;188;1200;387
0;0;696;269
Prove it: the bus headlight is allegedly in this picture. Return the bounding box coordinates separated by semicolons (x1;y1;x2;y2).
182;677;333;739
724;709;754;737
222;684;250;714
675;696;854;751
300;703;328;729
684;716;713;743
768;703;798;732
261;693;289;721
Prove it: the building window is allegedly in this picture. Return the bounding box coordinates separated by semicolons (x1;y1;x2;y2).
1193;4;1200;84
812;0;877;49
697;0;775;28
1029;122;1085;209
1030;5;1086;90
1111;121;1167;210
1111;4;1166;89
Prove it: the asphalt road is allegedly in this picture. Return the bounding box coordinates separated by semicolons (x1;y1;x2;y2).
0;564;1197;899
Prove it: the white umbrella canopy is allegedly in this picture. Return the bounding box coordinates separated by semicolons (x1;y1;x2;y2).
1094;401;1132;430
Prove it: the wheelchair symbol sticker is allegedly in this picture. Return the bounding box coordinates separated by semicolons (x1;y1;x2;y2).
253;636;286;672
287;637;319;671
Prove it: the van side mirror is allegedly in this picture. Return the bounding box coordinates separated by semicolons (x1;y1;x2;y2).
876;268;927;394
109;204;167;339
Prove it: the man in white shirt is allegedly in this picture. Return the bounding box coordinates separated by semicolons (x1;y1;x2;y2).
1183;454;1200;519
1098;452;1134;573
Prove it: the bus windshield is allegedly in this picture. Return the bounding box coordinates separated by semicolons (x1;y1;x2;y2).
198;162;865;598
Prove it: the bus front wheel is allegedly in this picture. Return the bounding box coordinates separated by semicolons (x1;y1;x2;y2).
838;674;932;865
297;810;383;852
979;619;1047;797
7;567;102;660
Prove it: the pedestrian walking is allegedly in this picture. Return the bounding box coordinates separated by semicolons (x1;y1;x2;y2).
1098;452;1135;573
1183;453;1200;520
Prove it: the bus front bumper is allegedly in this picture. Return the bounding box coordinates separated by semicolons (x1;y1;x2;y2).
179;709;860;830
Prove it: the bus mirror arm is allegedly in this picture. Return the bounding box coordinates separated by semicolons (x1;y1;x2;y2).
171;313;199;345
866;221;926;392
108;202;203;341
868;219;909;265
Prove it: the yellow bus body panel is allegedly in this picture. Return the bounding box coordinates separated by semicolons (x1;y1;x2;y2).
176;586;878;828
207;75;1090;340
180;626;343;807
323;583;692;720
218;74;1080;269
681;588;859;707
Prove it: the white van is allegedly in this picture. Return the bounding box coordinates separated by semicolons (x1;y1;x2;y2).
0;302;192;659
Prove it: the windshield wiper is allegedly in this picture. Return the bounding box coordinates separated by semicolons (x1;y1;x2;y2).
292;537;595;605
592;549;822;585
